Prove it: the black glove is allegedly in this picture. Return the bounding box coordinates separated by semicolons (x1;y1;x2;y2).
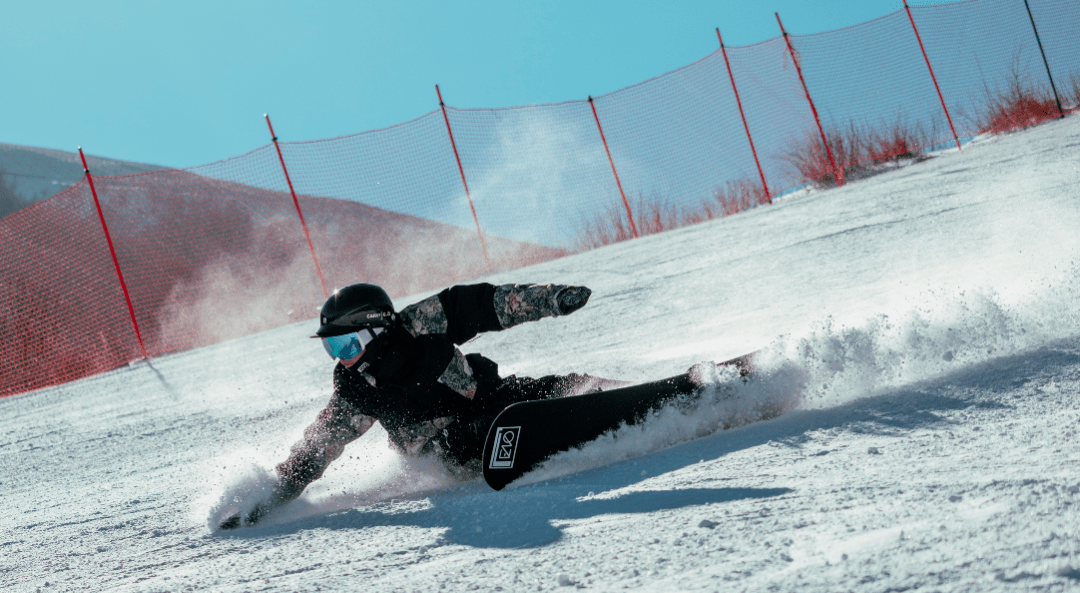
555;286;591;315
218;481;303;530
219;500;275;530
219;513;244;530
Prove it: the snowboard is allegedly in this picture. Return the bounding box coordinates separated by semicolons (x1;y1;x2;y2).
481;352;757;491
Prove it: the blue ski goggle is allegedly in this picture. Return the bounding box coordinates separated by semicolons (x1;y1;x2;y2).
321;328;384;361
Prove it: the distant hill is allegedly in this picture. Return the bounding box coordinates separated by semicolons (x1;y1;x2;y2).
0;142;164;217
1;166;567;396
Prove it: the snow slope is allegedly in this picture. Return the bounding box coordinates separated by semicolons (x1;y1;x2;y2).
2;115;1080;592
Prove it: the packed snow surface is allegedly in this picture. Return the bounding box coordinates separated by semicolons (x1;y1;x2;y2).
3;116;1080;592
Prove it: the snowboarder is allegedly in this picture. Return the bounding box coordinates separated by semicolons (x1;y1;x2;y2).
221;282;616;529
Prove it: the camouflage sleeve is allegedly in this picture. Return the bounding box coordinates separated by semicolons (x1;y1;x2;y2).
398;294;449;337
274;393;375;501
493;283;591;329
400;283;590;342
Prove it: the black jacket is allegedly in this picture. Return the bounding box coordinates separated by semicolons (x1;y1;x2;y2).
334;283;506;428
273;282;590;495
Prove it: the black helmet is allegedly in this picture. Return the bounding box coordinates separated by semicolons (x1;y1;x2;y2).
314;283;395;338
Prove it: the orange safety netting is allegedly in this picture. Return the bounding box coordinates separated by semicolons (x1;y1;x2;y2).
2;0;1077;397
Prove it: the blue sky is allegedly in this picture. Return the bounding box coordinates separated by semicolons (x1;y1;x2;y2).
1;0;948;169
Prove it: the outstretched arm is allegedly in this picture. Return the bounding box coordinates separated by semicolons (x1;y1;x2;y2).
220;393;373;529
399;283;592;345
274;394;374;499
492;283;591;329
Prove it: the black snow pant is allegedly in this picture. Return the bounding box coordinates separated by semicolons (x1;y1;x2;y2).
435;373;623;470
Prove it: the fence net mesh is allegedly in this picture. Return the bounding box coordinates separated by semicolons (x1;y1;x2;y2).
2;0;1077;396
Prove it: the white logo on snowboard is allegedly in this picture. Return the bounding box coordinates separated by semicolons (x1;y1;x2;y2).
489;426;521;469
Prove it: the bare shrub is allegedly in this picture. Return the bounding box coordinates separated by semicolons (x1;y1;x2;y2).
573;199;639;250
866;119;932;164
979;87;1061;135
1065;72;1080;113
978;52;1063;135
785;118;936;189
784;125;864;189
714;179;767;218
572;180;767;251
572;193;688;250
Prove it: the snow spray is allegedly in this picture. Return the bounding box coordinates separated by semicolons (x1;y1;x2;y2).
199;428;465;531
518;258;1080;487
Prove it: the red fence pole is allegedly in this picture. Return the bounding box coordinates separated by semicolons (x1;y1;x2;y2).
776;13;844;188
903;1;963;151
265;114;329;299
588;96;639;239
79;147;148;360
436;85;492;269
717;28;771;204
